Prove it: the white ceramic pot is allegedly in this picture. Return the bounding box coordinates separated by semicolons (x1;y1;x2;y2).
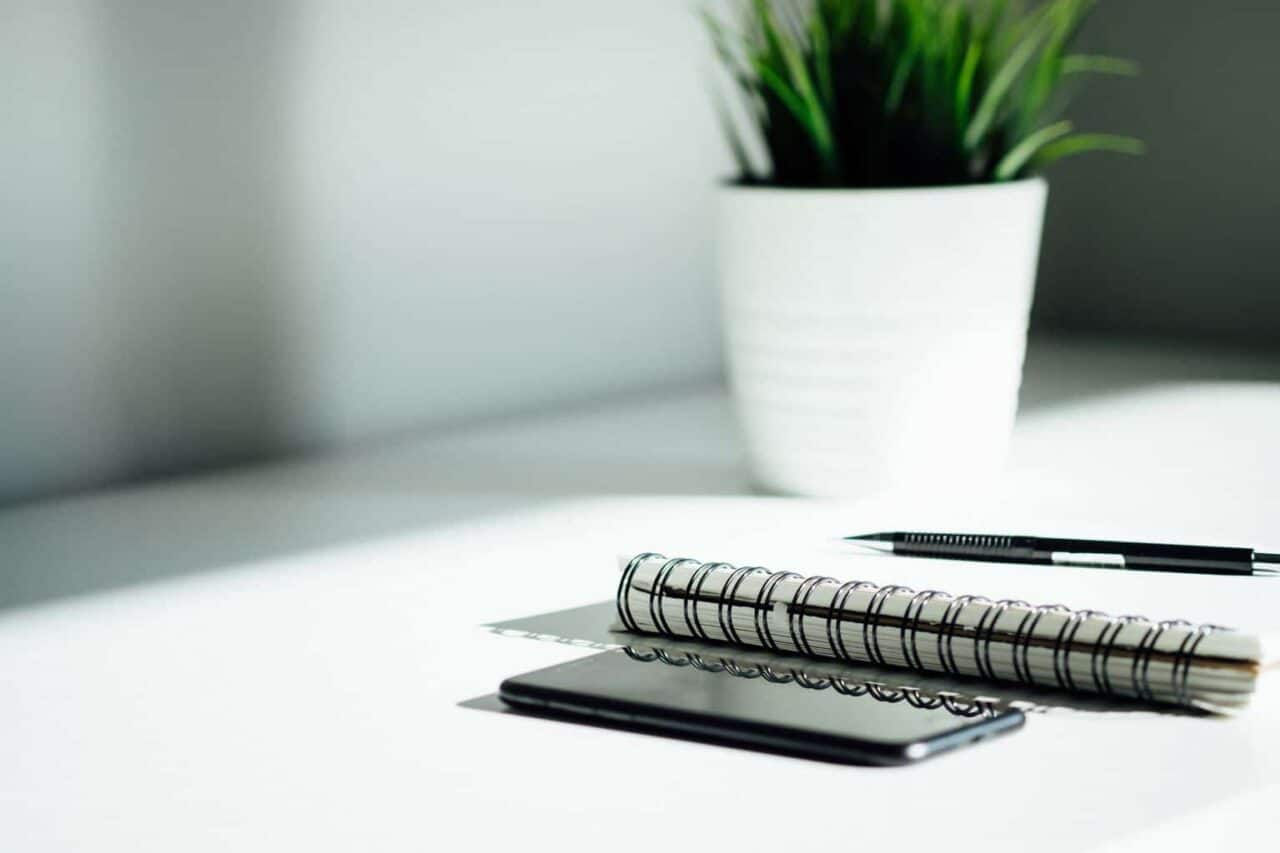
718;179;1048;498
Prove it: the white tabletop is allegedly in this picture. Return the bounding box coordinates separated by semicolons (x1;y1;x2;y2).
2;336;1279;851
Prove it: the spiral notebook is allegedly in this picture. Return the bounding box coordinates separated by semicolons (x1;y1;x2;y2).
616;552;1270;712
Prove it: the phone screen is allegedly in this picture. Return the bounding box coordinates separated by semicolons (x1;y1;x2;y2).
499;648;1024;764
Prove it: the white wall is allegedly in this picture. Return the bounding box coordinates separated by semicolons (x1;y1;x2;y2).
0;1;730;504
2;3;118;503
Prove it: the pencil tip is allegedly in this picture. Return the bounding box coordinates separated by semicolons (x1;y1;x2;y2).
843;533;896;555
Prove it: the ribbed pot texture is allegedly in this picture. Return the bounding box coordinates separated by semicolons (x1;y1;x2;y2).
717;179;1048;498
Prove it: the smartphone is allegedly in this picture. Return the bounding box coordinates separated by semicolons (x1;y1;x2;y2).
499;649;1024;766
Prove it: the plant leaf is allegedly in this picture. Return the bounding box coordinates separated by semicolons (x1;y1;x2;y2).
885;39;919;113
702;0;1140;188
711;79;756;181
955;41;982;127
759;0;839;176
755;60;809;126
1030;132;1146;169
810;7;835;111
994;120;1074;179
964;11;1056;151
1061;54;1140;76
702;11;756;89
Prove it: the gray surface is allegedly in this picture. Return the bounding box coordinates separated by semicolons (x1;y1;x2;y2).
1034;1;1280;342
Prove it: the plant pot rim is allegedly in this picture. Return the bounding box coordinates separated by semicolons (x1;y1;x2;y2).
718;176;1046;196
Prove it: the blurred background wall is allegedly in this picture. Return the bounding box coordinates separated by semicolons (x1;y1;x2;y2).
1034;2;1280;339
2;1;1277;506
1;1;726;504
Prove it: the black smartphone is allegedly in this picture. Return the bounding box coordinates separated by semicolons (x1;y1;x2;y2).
499;648;1024;765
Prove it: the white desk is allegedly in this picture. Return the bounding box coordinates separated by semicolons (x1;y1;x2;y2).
2;336;1279;851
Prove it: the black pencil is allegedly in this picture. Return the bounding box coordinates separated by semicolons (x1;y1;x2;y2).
844;531;1280;577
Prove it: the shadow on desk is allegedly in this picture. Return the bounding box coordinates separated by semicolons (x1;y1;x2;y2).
2;335;1277;613
1016;336;1280;412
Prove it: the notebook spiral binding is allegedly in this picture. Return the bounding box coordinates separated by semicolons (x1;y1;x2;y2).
617;553;1240;708
621;645;999;719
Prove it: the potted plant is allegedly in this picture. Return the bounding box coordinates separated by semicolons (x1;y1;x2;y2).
707;0;1141;497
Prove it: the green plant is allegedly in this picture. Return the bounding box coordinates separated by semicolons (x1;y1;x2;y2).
706;0;1143;187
